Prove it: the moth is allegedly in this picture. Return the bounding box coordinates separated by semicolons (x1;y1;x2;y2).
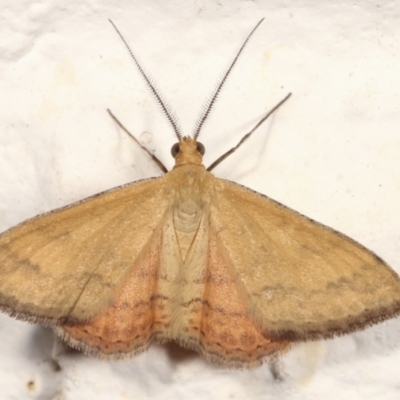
0;19;400;368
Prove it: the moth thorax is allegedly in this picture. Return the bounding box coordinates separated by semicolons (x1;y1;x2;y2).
173;206;203;262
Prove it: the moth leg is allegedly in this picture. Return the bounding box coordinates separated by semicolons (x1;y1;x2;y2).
269;357;285;381
107;108;168;173
50;333;77;371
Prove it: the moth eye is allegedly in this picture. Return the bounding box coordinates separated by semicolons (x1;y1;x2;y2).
171;143;180;158
197;142;205;155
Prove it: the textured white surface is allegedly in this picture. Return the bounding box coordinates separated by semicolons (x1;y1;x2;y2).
1;1;400;399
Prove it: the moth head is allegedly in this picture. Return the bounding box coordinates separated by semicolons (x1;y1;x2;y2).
172;137;205;167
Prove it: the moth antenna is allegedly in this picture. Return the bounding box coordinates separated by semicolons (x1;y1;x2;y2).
109;19;183;140
192;18;265;139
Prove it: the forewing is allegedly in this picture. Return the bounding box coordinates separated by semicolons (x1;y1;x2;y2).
0;177;167;324
211;179;400;340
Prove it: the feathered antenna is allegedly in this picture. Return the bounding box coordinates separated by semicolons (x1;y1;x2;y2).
109;19;183;140
192;18;265;139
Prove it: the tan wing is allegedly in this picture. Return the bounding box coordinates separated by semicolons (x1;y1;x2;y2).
56;202;291;367
211;179;400;341
55;221;166;359
0;177;167;325
175;221;291;367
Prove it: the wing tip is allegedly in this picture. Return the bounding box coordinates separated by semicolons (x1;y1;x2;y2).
264;300;400;342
